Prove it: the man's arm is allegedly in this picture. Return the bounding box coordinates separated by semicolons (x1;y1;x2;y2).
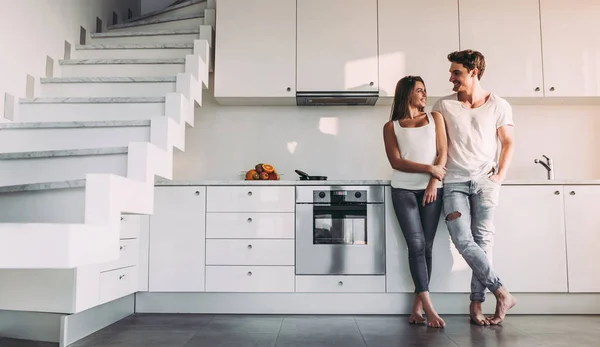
427;111;448;186
494;124;515;181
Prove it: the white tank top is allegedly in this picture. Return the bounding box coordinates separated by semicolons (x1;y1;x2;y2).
390;112;442;190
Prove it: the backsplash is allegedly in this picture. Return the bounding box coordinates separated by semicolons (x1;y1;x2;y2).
172;90;600;181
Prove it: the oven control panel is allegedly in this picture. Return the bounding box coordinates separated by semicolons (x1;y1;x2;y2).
313;190;367;204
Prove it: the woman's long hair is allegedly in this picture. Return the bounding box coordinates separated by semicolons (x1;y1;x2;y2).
389;76;425;121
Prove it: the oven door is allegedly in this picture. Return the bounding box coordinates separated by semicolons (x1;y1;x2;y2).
295;203;385;275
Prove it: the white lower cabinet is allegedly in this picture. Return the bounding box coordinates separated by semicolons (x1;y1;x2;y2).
206;239;294;266
296;276;385;293
99;266;138;304
206;266;295;292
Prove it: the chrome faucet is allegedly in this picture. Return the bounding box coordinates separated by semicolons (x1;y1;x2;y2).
534;155;554;180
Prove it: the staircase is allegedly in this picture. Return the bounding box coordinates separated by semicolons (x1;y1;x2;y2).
0;0;215;269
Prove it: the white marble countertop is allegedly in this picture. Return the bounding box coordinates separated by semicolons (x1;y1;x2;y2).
154;179;600;186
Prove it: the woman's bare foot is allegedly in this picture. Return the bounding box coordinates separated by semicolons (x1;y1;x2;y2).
417;291;445;328
488;287;517;325
469;301;489;326
408;295;425;324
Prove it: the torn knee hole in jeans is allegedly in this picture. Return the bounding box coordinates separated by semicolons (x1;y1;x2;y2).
445;211;461;221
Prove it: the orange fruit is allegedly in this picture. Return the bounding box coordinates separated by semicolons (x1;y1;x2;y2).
245;169;258;180
262;164;275;173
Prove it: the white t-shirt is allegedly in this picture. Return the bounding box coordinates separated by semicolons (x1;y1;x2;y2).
432;93;514;183
390;112;442;190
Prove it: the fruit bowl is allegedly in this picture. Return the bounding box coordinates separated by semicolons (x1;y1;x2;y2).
242;163;280;180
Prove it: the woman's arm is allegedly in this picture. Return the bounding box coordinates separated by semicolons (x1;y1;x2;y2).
383;121;433;174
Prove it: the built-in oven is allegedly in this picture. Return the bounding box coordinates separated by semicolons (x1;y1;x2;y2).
295;185;385;275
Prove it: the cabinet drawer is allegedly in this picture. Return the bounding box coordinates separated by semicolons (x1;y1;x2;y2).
296;276;385;293
206;266;294;292
99;266;137;304
206;239;294;265
120;215;140;239
207;186;294;212
100;239;139;272
206;213;294;239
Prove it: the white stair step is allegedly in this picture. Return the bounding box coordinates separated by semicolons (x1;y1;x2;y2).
108;14;204;32
18;97;165;122
89;29;199;44
0;147;128;186
58;59;185;77
123;0;208;24
73;43;193;59
0;179;86;224
0;120;150;153
39;77;177;97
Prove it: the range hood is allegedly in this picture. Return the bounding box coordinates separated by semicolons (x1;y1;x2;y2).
296;91;379;106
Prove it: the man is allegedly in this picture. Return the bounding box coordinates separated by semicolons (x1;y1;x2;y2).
432;49;516;325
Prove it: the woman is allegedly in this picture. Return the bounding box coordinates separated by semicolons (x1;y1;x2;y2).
383;76;448;328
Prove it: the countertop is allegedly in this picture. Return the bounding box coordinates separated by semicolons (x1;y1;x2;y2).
154;179;600;186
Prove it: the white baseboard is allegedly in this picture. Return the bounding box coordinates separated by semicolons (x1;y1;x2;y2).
0;310;62;342
60;295;134;347
135;292;600;315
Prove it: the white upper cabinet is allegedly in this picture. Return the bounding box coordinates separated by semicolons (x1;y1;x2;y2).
296;0;378;92
377;0;459;98
459;0;544;97
214;0;296;103
540;0;600;97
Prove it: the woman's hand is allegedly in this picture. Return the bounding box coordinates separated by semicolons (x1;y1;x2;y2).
422;182;438;206
429;164;447;181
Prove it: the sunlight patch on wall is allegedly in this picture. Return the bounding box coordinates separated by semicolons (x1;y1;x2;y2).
318;117;339;135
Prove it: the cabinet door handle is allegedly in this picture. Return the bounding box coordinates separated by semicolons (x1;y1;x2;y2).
247;271;253;276
120;245;125;251
247;217;252;223
286;87;291;92
369;82;374;86
338;281;344;286
570;191;576;195
247;191;253;196
554;190;560;195
247;244;252;250
119;275;126;280
550;87;555;91
535;87;540;92
120;217;124;221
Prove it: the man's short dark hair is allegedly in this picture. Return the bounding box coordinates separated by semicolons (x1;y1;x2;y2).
448;50;486;80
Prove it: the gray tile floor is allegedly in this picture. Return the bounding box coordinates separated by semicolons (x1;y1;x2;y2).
2;314;600;346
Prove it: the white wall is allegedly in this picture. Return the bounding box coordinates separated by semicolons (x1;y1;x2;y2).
0;0;140;118
141;0;174;14
173;89;600;182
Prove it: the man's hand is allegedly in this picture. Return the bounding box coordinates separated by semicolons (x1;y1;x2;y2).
422;182;438;206
488;173;505;184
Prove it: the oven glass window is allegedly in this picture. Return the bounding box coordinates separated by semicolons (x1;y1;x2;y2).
313;205;367;245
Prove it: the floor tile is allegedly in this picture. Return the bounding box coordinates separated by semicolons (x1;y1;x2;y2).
362;333;459;347
529;333;600;347
0;339;57;347
184;333;277;347
355;315;447;336
505;315;600;335
69;330;196;347
105;313;215;332
196;315;283;336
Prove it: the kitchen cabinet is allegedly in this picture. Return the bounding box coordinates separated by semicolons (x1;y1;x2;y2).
296;0;378;92
386;185;569;294
539;0;600;97
493;186;568;292
459;0;544;97
564;185;600;292
214;0;296;103
149;187;206;292
378;0;459;98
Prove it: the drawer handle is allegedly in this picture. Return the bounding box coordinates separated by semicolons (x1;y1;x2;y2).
247;244;252;250
119;275;126;280
554;190;560;195
120;217;124;221
195;191;200;196
247;191;253;196
247;271;253;276
570;191;576;195
247;217;252;223
120;245;125;251
338;281;344;286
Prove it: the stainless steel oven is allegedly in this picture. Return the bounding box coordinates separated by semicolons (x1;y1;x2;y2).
295;185;385;275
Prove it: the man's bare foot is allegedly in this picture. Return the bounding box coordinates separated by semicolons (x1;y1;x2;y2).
469;301;489;326
489;287;517;325
408;295;425;324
